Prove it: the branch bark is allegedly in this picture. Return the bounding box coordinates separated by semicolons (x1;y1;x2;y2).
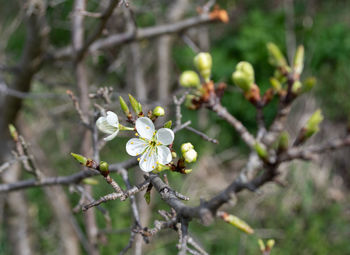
52;13;221;61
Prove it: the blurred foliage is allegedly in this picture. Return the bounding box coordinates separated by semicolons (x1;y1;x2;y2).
1;0;350;254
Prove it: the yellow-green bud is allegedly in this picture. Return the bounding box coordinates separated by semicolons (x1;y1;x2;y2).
153;106;165;117
194;52;212;82
171;151;177;158
179;71;201;88
99;161;109;172
8;124;18;141
223;214;254;234
305;109;323;138
181;142;194;154
258;239;266;252
292;80;302;94
232;61;255;92
232;71;251;92
254;142;268;160
119;96;130;116
270;77;282;92
184;169;192;174
236;61;255;82
302;77;316;93
128;94;142;115
267;239;275;249
293;45;304;76
164;120;172;129
183;149;197;163
83;178;99;185
267;42;288;68
71;153;88;165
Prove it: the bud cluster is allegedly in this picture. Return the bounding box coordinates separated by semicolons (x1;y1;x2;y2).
181;143;198;163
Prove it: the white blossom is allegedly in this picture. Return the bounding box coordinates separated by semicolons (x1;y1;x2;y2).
126;117;174;172
96;111;119;141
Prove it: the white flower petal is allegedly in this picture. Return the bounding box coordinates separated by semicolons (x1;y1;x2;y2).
106;111;119;127
126;138;148;156
96;116;117;134
157;145;172;165
135;117;155;140
156;128;174;145
104;130;119;141
139;147;158;172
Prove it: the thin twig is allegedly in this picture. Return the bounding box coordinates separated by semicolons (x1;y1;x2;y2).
174;92;189;128
82;179;150;210
185;126;218;144
178;219;189;255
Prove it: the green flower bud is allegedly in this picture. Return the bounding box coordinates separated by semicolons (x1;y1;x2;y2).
267;42;288;68
232;61;255;92
71;153;88;165
128;94;142;115
305;109;323;138
179;71;200;88
292;80;302;94
183;149;197;163
164;120;172;129
119;96;130;116
232;71;252;92
254;142;268;160
293;45;304;76
181;142;194;154
270;77;282;92
236;61;255;83
267;239;275;249
194;52;212;82
302;77;316;93
153;106;165;117
99;161;109;172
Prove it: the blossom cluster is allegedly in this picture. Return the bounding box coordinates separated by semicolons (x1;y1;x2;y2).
96;99;197;173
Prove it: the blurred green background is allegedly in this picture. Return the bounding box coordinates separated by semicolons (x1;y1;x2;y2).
1;0;350;254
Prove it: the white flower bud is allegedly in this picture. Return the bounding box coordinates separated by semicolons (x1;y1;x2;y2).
183;149;197;163
181;142;194;154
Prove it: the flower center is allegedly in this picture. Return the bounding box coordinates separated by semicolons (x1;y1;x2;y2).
149;140;157;147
